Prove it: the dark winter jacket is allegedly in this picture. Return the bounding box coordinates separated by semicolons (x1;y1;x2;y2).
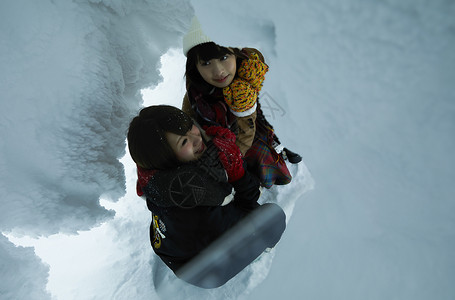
144;170;286;288
144;169;260;268
137;141;286;288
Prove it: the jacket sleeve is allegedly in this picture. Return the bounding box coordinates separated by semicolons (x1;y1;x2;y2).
142;163;232;209
230;168;261;212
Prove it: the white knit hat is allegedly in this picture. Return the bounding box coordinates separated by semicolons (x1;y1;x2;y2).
182;16;213;56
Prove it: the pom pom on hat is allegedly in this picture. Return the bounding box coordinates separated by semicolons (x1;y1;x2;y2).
183;16;213;56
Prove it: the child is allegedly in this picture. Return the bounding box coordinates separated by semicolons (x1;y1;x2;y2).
127;105;286;288
182;17;302;188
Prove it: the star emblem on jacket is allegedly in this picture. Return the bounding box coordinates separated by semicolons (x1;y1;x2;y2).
169;171;206;208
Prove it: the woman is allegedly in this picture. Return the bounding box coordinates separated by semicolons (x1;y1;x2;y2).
127;105;286;288
182;17;302;189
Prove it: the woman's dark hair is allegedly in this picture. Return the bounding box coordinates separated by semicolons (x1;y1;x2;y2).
127;105;194;170
185;42;247;93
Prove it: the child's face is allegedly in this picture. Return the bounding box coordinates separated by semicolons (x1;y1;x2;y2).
166;125;206;162
196;53;237;88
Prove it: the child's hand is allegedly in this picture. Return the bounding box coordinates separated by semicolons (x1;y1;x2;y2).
205;126;245;182
222;78;257;116
237;52;269;91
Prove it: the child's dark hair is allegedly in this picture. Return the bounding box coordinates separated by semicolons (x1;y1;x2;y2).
185;42;247;92
127;105;194;170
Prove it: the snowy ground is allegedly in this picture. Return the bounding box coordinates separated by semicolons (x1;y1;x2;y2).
1;0;454;299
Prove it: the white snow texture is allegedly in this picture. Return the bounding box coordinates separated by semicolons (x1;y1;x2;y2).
1;0;454;299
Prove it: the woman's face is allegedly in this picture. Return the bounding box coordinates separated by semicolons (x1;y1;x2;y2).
196;53;237;88
166;125;206;162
